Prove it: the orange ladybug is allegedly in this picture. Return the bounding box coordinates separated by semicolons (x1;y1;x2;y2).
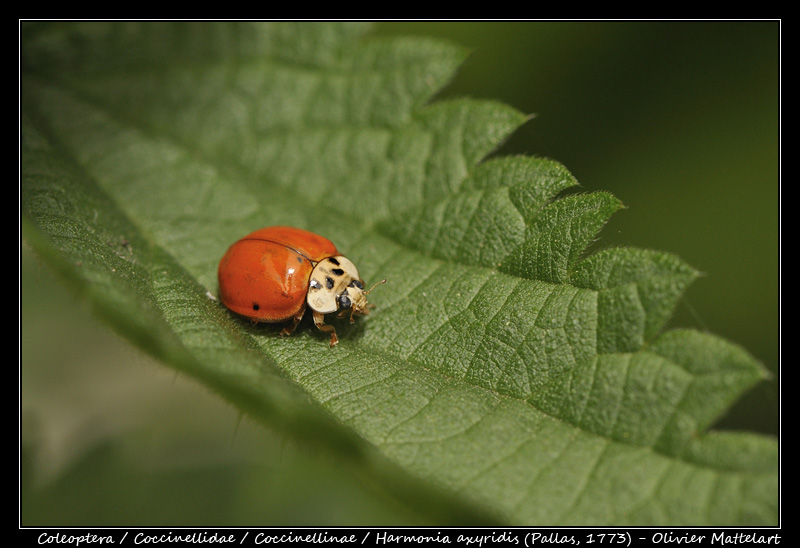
218;226;384;347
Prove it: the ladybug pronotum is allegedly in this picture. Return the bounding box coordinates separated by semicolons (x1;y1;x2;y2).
217;226;384;347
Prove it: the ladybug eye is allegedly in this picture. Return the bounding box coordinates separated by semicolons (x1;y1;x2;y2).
349;280;364;290
338;295;352;309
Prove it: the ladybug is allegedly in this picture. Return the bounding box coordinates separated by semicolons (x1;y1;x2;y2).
218;226;384;347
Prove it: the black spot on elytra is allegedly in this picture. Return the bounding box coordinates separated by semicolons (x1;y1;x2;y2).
349;280;364;289
332;268;344;276
326;277;334;289
297;256;304;263
252;303;260;311
329;257;340;266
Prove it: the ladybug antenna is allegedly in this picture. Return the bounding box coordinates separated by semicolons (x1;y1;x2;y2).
365;279;387;295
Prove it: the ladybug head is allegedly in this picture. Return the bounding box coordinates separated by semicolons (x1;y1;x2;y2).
337;277;387;319
307;256;385;317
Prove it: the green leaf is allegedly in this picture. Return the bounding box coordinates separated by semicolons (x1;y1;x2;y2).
21;22;776;525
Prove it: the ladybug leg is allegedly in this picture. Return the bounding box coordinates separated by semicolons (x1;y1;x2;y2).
313;310;339;347
335;310;357;323
280;305;306;338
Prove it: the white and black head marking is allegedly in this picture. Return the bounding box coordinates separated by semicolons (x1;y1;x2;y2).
306;256;386;347
307;256;369;315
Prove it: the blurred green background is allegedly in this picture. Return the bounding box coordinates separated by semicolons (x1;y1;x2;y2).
21;22;779;524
